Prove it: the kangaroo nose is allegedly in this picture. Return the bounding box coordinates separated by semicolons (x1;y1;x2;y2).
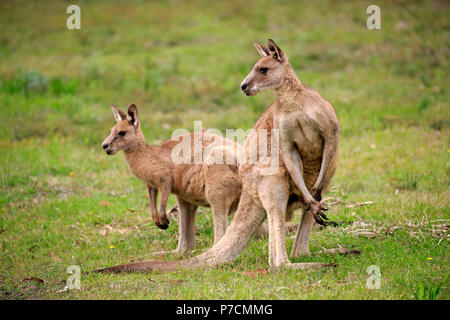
102;143;109;150
241;83;248;91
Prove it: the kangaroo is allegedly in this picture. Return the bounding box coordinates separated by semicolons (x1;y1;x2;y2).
95;40;339;273
240;39;340;259
102;104;243;254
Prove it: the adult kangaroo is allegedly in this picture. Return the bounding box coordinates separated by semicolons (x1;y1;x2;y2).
95;40;340;272
102;104;243;254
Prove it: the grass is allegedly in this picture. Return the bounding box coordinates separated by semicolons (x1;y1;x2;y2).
0;0;449;299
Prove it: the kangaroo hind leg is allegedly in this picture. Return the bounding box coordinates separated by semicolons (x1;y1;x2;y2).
152;198;197;256
290;207;314;258
258;177;334;270
257;176;290;269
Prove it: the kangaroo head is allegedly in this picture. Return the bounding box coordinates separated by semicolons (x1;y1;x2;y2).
102;104;143;155
241;39;289;96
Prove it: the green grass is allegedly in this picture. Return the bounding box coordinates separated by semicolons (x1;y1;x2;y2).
0;0;449;299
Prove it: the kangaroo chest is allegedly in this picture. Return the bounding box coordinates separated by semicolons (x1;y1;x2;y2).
275;108;323;161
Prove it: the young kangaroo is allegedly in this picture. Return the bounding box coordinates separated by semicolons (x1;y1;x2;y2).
102;104;243;254
95;40;339;273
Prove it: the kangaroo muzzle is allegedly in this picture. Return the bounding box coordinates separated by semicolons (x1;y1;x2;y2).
102;137;115;155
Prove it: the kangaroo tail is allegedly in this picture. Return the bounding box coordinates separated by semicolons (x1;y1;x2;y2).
94;259;179;274
93;191;265;273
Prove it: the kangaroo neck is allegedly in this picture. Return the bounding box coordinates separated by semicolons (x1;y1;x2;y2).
123;130;149;162
123;140;162;182
273;66;304;112
123;140;146;159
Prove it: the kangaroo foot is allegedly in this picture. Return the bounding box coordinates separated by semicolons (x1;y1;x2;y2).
317;247;361;255
269;262;335;271
285;262;336;270
290;248;311;258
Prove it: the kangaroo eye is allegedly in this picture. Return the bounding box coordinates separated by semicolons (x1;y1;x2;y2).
118;131;127;136
259;67;269;75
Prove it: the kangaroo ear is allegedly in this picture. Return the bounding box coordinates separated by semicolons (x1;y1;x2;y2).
267;39;286;63
254;42;270;57
110;105;126;122
127;104;139;127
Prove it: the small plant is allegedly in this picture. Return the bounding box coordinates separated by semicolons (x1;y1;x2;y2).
414;283;441;300
390;171;419;190
340;189;350;216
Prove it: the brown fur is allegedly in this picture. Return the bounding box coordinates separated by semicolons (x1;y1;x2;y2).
102;104;243;254
96;40;340;273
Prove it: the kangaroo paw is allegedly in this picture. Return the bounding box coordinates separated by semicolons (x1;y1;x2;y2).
322;220;338;227
313;213;327;226
155;221;169;230
167;206;179;219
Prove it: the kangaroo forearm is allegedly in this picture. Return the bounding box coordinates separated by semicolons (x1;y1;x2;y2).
281;148;314;204
312;138;338;193
158;186;171;218
147;186;159;224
